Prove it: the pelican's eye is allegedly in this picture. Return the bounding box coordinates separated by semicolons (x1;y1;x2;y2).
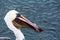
16;13;21;17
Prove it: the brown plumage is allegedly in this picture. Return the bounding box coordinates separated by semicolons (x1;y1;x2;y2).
12;18;30;28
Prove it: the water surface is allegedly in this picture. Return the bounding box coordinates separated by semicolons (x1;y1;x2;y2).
0;0;59;40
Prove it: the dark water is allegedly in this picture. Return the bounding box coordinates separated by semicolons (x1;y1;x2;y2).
0;0;60;40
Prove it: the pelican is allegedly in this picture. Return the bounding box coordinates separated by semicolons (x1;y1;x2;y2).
4;10;43;40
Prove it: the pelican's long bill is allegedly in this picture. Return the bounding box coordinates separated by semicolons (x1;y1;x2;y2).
12;14;43;32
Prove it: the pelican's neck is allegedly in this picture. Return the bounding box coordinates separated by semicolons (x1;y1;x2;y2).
4;15;25;40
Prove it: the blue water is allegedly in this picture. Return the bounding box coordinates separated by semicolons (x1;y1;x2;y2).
0;0;60;40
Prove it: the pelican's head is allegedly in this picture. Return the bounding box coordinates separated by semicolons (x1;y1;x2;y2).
4;10;43;32
4;10;19;21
